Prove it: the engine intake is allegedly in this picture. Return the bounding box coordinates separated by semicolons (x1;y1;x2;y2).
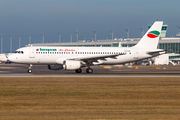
63;60;81;70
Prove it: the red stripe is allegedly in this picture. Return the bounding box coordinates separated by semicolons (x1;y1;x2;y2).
147;33;158;38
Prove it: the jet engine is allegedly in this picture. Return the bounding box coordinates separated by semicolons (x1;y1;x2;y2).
48;64;63;70
63;60;81;70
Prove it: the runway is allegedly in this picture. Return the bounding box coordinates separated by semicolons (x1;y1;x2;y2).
1;63;180;77
1;74;180;77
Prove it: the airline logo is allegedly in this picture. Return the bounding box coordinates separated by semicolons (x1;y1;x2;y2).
36;48;76;52
147;31;160;38
36;48;57;52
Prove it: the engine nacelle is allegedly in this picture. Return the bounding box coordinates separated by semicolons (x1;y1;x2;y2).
48;64;63;70
63;60;81;70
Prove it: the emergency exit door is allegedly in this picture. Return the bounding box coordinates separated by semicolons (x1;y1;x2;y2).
133;49;138;59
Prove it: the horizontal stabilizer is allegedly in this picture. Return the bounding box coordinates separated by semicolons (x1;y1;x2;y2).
147;49;166;55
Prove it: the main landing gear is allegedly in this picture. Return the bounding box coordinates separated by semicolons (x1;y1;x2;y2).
86;68;93;73
75;68;93;74
28;64;33;73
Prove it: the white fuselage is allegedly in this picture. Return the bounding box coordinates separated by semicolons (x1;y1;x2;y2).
8;46;152;65
6;21;164;73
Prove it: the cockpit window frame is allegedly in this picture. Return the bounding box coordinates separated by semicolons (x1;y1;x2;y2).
14;51;24;54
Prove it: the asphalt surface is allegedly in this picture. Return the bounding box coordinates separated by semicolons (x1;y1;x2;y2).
1;63;180;77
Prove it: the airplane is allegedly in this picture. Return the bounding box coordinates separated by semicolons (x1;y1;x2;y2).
8;21;165;73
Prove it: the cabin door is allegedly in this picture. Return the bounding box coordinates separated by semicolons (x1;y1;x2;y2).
29;48;35;58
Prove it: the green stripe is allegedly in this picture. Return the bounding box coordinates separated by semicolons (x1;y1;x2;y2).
149;31;160;36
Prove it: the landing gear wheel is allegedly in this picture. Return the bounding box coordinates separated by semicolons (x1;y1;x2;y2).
86;68;93;73
75;68;82;73
28;64;33;73
28;69;32;73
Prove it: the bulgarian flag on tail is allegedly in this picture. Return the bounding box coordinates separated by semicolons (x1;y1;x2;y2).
147;30;160;38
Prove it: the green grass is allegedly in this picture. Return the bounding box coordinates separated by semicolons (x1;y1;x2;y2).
0;77;180;119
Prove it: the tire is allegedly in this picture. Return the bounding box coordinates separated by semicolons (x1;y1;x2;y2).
75;68;82;73
86;68;93;73
28;69;32;73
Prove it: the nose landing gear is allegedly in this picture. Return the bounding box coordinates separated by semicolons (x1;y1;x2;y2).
28;64;33;73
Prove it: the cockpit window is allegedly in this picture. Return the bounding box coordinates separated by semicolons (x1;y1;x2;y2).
14;51;24;54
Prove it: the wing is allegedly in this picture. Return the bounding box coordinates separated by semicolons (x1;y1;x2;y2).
67;53;125;65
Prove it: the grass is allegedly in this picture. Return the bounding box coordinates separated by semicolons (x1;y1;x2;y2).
0;77;180;119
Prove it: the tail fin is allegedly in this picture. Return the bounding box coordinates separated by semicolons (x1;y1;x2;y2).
134;21;163;49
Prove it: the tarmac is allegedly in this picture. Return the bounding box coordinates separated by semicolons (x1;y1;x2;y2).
1;63;180;77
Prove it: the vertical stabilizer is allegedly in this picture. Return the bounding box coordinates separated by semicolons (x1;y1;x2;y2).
134;21;163;49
